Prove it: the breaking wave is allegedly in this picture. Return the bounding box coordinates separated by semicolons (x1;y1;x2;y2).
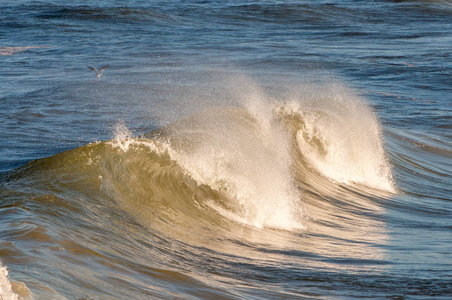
35;86;393;232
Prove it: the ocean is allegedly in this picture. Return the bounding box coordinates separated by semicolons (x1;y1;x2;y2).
1;0;451;299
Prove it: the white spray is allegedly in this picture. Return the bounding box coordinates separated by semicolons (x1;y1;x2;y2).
0;262;19;300
286;83;395;192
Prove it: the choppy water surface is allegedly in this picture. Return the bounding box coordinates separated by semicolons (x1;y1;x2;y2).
1;0;451;299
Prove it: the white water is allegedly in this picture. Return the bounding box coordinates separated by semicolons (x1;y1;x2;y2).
280;84;395;192
157;103;303;230
0;262;18;300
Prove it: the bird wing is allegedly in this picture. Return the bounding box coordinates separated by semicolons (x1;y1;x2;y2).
87;66;97;72
100;65;109;72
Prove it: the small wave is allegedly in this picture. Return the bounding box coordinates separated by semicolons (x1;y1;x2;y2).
0;46;44;56
392;0;452;11
36;5;178;25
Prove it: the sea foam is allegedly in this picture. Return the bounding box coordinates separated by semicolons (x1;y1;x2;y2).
0;262;18;300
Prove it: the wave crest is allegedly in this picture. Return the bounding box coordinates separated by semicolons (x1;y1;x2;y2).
276;90;395;192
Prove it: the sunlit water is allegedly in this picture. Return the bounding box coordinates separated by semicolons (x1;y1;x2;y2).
1;0;451;299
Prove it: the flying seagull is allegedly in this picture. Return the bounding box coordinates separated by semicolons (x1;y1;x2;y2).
87;65;109;78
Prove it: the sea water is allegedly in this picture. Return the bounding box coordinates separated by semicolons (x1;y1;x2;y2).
1;0;451;299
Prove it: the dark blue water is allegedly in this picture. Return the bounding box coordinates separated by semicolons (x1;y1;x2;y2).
1;0;451;299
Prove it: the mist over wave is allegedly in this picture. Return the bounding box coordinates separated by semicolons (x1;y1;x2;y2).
277;84;395;192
